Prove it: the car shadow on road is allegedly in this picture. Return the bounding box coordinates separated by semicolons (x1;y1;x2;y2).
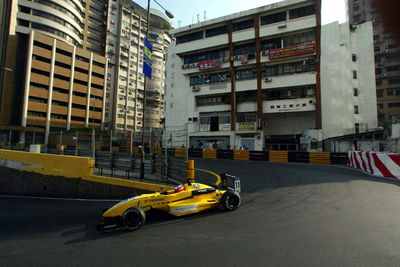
61;208;238;245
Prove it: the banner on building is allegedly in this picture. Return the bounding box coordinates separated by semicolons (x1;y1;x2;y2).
197;59;222;70
268;43;316;60
143;38;153;79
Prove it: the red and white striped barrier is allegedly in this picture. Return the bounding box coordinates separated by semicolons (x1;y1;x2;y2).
348;151;400;179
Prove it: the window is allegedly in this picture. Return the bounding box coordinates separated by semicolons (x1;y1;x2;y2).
233;19;254;31
176;31;203;44
234;43;256;57
289;5;315;19
387;90;394;96
283;31;315;47
196;94;230;106
389;78;400;84
262;39;281;54
261;12;286;25
377;90;384;97
205;25;227;37
388;102;400;108
352;54;357;62
236;68;256;80
354;105;359;114
183;49;226;64
377;104;383;109
353;88;359;96
264;59;316;77
353;70;357;79
387;65;400;72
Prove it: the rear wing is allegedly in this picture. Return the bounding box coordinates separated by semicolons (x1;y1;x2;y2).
220;174;241;193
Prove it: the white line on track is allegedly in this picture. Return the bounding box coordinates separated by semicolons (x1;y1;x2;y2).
0;194;121;202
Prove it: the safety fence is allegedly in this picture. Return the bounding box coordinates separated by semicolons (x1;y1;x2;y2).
348;151;400;179
167;148;347;165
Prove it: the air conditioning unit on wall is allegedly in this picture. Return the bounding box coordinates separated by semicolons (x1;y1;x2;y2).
264;77;272;82
192;86;200;92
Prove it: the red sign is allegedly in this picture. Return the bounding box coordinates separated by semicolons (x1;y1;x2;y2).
197;59;221;70
268;43;316;60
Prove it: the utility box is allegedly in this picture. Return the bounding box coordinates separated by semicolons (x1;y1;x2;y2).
30;144;41;153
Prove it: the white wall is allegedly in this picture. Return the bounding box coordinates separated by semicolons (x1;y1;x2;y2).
321;21;377;139
264;112;315;135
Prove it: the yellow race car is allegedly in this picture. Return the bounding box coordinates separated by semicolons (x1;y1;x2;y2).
97;173;241;232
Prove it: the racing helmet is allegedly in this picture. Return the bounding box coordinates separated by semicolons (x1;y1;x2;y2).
174;184;185;193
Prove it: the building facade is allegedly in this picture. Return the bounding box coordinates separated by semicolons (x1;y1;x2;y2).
348;0;400;127
0;0;108;145
105;0;171;134
165;0;377;151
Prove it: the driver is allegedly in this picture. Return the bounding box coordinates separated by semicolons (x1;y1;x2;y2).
174;184;185;193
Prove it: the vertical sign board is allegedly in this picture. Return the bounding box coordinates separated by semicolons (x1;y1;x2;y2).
143;38;152;79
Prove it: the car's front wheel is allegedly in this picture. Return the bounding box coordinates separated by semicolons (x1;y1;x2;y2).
122;207;146;231
220;190;241;211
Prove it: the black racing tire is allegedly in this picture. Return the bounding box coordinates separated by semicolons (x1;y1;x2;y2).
122;207;146;231
220;190;241;211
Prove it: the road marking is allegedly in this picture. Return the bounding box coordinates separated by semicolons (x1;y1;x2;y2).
0;194;121;202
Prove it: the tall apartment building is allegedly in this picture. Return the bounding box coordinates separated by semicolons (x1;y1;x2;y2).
105;0;171;134
0;0;108;145
165;0;377;151
349;0;400;127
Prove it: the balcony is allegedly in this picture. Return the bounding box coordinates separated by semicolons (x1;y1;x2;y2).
263;97;316;113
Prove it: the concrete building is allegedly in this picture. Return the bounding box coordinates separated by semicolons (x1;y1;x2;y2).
0;0;108;145
104;0;171;134
165;0;377;151
348;0;400;127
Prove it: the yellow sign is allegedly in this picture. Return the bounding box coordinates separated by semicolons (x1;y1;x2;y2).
238;122;256;131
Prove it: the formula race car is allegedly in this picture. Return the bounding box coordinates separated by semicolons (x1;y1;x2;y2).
97;173;241;232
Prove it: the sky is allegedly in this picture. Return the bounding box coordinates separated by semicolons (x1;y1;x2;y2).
133;0;347;28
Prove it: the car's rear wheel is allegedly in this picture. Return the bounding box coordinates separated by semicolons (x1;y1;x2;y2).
220;190;241;211
122;207;146;231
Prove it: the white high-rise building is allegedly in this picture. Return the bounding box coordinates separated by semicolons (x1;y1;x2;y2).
105;0;171;134
165;0;377;151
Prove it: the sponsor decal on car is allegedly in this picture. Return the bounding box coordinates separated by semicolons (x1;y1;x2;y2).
170;205;199;214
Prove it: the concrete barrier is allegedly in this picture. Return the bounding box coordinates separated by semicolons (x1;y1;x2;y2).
348;151;400;179
0;149;173;198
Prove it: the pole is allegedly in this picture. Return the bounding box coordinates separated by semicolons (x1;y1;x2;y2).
140;0;151;181
186;123;189;162
109;129;113;154
130;129;134;153
92;127;95;158
8;130;12;149
59;129;62;146
75;130;78;156
33;131;36;144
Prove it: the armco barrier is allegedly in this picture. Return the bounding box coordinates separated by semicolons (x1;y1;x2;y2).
233;150;249;161
174;148;187;158
269;151;288;162
288;151;309;163
249;150;269;161
217;149;233;159
188;148;202;158
309;152;331;164
171;148;347;165
202;149;217;159
348;151;400;179
331;152;348;164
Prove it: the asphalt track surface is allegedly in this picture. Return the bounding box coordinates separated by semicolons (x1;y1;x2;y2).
2;159;400;266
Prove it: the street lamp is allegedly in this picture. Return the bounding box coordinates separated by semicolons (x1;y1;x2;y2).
140;0;174;180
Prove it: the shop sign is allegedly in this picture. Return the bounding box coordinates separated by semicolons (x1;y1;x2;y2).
237;122;256;131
